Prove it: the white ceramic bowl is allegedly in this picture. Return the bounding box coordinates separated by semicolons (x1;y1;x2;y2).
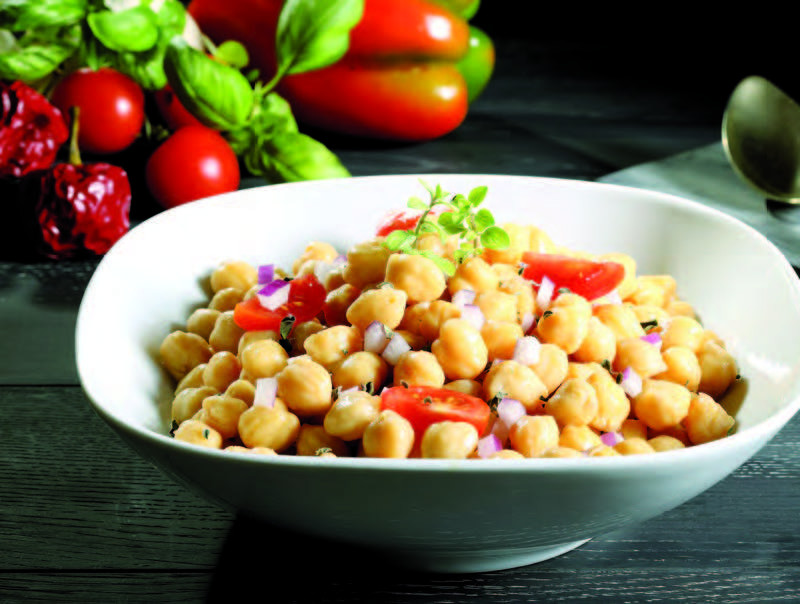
76;175;800;573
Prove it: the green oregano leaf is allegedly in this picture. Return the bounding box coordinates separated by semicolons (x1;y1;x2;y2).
279;314;296;340
480;225;510;250
468;185;488;206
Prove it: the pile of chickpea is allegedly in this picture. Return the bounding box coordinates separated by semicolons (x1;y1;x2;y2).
160;222;738;460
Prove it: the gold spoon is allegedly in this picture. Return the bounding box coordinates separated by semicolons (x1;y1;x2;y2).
722;75;800;204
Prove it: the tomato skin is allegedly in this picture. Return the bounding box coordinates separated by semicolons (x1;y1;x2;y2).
375;207;447;237
234;297;284;331
51;68;145;154
381;386;490;438
153;86;202;130
145;125;240;209
233;274;326;331
521;252;625;301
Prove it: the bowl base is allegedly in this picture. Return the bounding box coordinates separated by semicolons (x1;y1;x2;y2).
383;538;591;573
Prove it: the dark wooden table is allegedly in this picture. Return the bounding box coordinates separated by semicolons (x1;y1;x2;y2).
2;14;800;603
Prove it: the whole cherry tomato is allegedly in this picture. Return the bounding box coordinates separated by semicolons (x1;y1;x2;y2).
51;68;145;154
145;125;240;209
153;85;202;131
233;274;326;331
521;252;625;301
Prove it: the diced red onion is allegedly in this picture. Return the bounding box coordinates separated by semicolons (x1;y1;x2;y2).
460;304;485;330
520;312;535;334
620;367;643;398
381;333;411;365
257;264;274;284
536;275;555;310
497;397;526;430
452;289;476;308
512;336;541;365
253;377;277;408
640;332;662;349
477;434;503;459
600;431;623;447
257;279;290;310
364;321;391;354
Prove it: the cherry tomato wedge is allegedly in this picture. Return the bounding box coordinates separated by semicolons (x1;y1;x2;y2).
381;386;490;438
375;207;445;237
521;252;625;301
232;274;326;331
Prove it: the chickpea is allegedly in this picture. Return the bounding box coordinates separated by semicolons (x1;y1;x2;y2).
394;329;427;351
385;253;447;304
573;317;616;364
630;305;670;332
543;446;584;458
432;319;489;380
172;386;218;425
175;363;206;393
587;445;621;457
481;320;524;361
292;241;338;274
697;341;738;399
598;252;637;299
447;257;498;295
661;316;704;353
303;325;362;370
332;351;389;391
323;266;346;292
398;302;429;335
208;311;245;354
535;293;592;354
654;346;701;392
666;299;697;319
498;276;536;320
416;232;445;256
684;392;735;445
160;331;214;380
544;378;598;427
559;424;602;452
587;370;629;433
186;308;221;341
648;435;686;452
296;425;350;457
509;415;559;457
225;379;256;405
240;340;289;381
203;351;242;392
210;260;257;293
346;287;408;332
482;223;529;265
491;263;520;281
173;419;223;449
421;421;479;459
237;329;279;357
201;394;249;440
594;304;645;340
620;418;647;440
238;405;300;452
613;337;667;378
276;356;333;417
651;424;691;446
483;360;548;412
209;287;243;312
224;445;278;456
443;379;483;397
323;284;361;326
393;351;445;387
613;437;655;455
292;320;325;356
629;275;677;308
342;239;392;289
419;300;462;342
565;361;604;382
324;391;381;440
475;291;518;323
489;449;525;460
633;379;691;431
362;410;415;458
528;344;569;395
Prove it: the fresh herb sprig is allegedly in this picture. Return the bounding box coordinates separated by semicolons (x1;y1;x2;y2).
383;181;510;276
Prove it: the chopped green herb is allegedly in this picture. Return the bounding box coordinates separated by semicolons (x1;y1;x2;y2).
542;310;553;318
341;348;349;356
170;420;179;436
422;396;433;405
400;381;409;388
279;314;296;340
557;287;571;294
517;266;524;276
487;390;507;413
601;359;612;372
615;372;622;384
735;373;741;380
315;447;333;456
203;429;210;439
640;319;658;331
364;381;374;395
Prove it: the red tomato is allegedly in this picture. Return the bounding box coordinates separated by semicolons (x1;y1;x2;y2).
521;252;625;301
233;274;326;331
375;207;445;237
381;386;490;439
153;85;202;131
145;125;240;209
51;68;145;154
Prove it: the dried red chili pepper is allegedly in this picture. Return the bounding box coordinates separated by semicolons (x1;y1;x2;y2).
34;108;131;259
0;81;68;178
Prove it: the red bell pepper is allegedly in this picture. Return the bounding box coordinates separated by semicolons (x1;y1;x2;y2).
187;0;494;141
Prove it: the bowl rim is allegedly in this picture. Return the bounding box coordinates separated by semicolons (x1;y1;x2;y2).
76;173;800;473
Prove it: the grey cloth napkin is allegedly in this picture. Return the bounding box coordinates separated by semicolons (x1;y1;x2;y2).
598;142;800;267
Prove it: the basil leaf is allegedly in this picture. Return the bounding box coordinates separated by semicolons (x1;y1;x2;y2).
276;0;364;76
164;36;254;130
215;40;249;69
0;25;80;82
473;207;494;231
480;225;511;250
0;0;86;31
87;6;159;53
251;131;350;182
115;45;167;90
227;92;297;155
154;0;186;33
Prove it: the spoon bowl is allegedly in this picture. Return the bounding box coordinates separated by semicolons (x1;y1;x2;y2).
722;75;800;204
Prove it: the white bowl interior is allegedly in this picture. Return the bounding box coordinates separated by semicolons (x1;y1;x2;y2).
77;174;800;447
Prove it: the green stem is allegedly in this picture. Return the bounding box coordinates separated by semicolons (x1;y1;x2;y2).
68;106;82;166
261;64;288;95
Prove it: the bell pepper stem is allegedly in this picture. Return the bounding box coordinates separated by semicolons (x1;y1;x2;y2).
68;106;82;166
